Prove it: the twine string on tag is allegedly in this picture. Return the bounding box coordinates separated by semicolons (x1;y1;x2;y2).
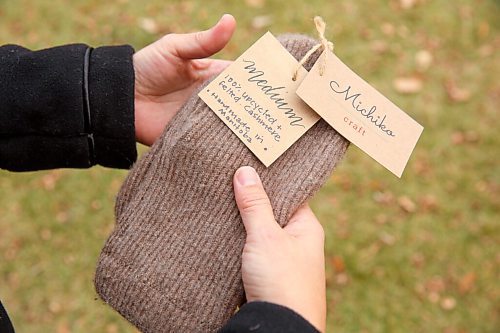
292;16;334;81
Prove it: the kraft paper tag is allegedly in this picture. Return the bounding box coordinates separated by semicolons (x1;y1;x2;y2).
198;32;320;167
296;49;424;177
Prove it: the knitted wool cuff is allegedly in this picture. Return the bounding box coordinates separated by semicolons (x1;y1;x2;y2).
94;34;349;333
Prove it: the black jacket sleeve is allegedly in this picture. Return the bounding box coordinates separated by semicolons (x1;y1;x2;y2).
0;43;137;171
0;301;14;333
219;302;320;333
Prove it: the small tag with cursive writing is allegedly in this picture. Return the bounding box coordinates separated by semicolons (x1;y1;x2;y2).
198;32;320;167
296;49;423;177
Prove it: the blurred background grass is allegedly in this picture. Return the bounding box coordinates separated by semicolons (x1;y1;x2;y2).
0;0;498;332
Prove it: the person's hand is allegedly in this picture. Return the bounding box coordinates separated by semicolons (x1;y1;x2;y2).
233;166;327;333
133;14;236;145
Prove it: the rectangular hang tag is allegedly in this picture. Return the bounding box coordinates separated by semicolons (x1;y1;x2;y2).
198;32;320;167
296;49;424;177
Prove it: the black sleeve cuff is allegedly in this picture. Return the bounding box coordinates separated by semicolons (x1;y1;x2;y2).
219;302;320;333
88;45;137;169
0;44;137;172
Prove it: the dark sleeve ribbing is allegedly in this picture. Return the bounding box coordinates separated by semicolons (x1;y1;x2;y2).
0;43;137;171
219;302;320;333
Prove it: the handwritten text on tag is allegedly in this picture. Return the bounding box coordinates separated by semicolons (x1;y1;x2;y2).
199;32;320;167
296;50;423;177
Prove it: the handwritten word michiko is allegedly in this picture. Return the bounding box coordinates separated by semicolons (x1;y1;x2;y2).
329;81;396;137
242;59;305;128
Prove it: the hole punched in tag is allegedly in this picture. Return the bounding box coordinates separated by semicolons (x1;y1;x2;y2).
292;16;334;81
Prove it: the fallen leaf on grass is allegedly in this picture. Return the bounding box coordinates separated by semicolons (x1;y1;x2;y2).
451;130;480;145
475;180;499;198
373;191;395;205
414;157;432;177
370;40;388;54
380;22;395;37
444;80;471;103
458;272;476;294
425;276;446;294
428;292;440;303
106;324;119;333
7;272;20;289
459;5;473;19
330;255;346;273
49;300;62;314
64;255;76;264
5;247;19;261
56;211;69;224
245;0;265;8
411;252;425;268
379;232;396;245
40;228;52;241
440;297;457;310
251;15;272;29
41;170;63;191
419;194;439;212
139;17;159;34
331;173;352;191
400;0;419;10
335;273;349;286
91;200;102;211
57;323;70;333
477;21;490;39
369;179;385;191
327;195;338;206
398;195;417;213
478;44;494;57
393;76;423;94
415;49;433;71
375;213;389;225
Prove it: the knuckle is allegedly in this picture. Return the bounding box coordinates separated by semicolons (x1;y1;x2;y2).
257;226;282;243
238;191;272;214
316;223;325;240
160;33;174;44
194;31;214;54
194;31;205;43
312;221;325;241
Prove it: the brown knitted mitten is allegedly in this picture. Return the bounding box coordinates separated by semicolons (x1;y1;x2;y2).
94;34;349;333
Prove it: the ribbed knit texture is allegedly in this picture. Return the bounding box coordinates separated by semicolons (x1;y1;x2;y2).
95;34;349;333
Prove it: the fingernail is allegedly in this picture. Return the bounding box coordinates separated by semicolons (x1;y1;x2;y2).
236;166;259;186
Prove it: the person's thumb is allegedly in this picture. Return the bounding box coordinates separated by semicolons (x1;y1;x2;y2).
233;166;279;235
166;14;236;60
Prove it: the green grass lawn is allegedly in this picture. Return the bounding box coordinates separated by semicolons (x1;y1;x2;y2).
1;0;499;332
